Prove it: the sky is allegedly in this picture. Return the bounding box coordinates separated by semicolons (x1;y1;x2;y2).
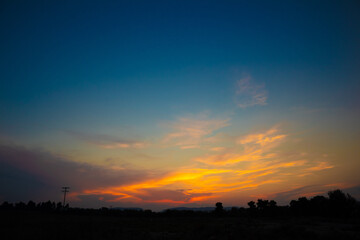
0;0;360;211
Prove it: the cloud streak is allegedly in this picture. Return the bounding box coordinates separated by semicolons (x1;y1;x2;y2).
0;144;152;203
67;131;146;149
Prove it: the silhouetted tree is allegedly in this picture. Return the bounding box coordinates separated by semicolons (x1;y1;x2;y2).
247;201;258;217
256;199;269;211
0;201;13;210
309;195;328;216
15;202;26;211
328;189;357;217
328;189;347;202
27;201;36;210
253;199;278;216
269;200;277;208
214;202;224;216
56;202;63;210
290;197;310;216
247;201;256;209
215;202;223;211
38;201;56;211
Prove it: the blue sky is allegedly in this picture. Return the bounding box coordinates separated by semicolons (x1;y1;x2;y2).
0;0;359;210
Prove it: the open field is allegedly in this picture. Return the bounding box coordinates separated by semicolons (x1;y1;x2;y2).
1;212;359;240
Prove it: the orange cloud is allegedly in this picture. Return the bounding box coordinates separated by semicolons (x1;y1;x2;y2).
195;127;286;166
73;165;285;205
237;127;286;146
305;161;334;171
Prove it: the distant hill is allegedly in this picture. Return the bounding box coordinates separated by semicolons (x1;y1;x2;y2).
165;207;240;212
165;207;215;212
111;207;143;211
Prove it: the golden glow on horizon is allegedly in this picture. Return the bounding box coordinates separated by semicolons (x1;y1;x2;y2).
67;125;337;206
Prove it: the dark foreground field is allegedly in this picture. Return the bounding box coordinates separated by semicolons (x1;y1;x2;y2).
1;212;360;240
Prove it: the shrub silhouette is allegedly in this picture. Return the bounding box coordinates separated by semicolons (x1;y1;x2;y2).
247;201;256;209
27;200;36;210
1;201;13;210
214;202;224;216
15;202;26;211
328;189;357;217
287;189;359;217
215;202;223;211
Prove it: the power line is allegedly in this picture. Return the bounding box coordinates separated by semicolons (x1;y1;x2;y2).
62;187;70;207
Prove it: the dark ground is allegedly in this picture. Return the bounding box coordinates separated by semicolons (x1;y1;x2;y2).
1;211;360;240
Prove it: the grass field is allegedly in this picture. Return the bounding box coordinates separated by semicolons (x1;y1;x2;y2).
1;211;360;240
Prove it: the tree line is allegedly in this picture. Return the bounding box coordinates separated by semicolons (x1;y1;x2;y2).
1;189;359;218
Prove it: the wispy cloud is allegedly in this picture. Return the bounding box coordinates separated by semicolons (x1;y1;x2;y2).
235;75;268;108
67;131;146;149
162;114;230;149
304;161;333;171
196;127;286;166
210;147;226;152
237;127;286;146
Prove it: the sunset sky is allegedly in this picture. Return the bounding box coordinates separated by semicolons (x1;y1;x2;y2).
1;0;360;210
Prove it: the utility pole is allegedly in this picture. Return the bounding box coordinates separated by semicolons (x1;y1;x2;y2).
62;187;70;207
